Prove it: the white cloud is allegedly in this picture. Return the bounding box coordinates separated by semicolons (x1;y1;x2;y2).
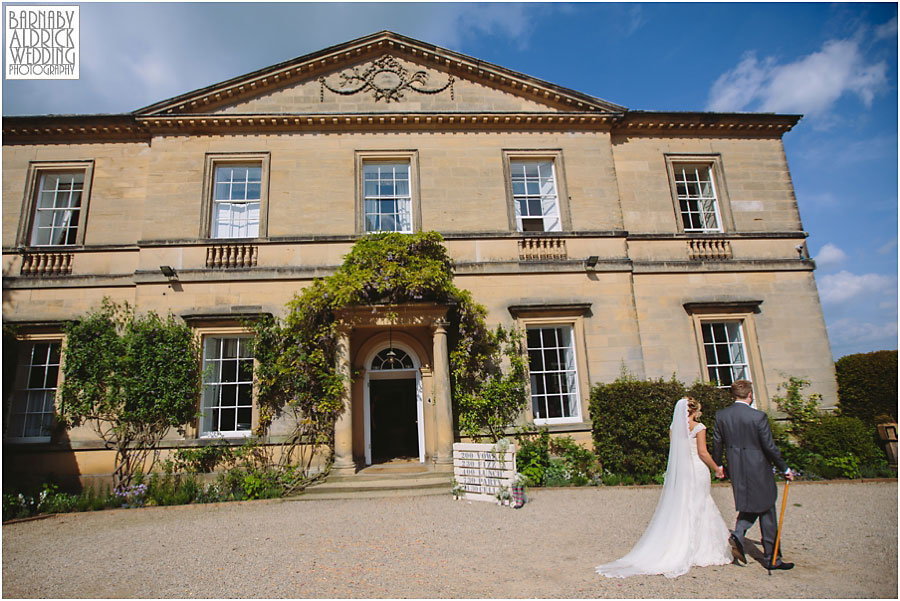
818;270;896;304
706;36;889;121
878;238;898;255
875;16;898;40
826;317;898;352
814;243;847;269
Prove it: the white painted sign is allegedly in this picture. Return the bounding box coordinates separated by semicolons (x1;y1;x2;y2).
452;441;516;503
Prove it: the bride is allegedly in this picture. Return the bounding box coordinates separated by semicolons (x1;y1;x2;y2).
596;397;732;578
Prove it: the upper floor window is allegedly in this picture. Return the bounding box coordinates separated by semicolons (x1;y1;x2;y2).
201;153;270;239
212;165;261;238
17;161;94;247
363;162;412;233
502;150;570;233
200;336;254;437
510;160;561;232
355;150;420;234
665;155;733;234
673;164;721;232
6;340;61;442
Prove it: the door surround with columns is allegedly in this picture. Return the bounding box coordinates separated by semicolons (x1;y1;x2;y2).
332;303;455;473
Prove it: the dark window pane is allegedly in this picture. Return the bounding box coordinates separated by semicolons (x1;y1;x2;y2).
528;350;544;371
526;329;542;348
545;349;560;371
547;396;563;418
221;360;237;383
237;408;252;430
220;408;236;430
237;384;252;406
220;384;237;407
238;359;253;382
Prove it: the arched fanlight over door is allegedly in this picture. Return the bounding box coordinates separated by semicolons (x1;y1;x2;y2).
371;347;414;370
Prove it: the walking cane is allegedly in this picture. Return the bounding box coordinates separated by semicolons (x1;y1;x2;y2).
768;478;790;576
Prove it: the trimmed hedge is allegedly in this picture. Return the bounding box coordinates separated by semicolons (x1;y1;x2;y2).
802;414;883;465
590;376;730;477
835;350;898;426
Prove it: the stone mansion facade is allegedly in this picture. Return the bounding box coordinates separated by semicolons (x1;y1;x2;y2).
2;31;837;486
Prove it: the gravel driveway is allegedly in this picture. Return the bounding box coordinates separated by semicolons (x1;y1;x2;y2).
2;481;896;598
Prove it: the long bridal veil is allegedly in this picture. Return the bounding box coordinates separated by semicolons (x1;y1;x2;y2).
596;398;698;579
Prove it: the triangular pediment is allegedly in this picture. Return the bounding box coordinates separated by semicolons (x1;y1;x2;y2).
136;31;625;117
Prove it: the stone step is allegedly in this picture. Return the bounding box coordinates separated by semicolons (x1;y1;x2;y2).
304;474;451;494
294;464;453;500
288;486;449;502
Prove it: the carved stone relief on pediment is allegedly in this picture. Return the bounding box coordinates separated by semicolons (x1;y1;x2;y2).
319;55;454;103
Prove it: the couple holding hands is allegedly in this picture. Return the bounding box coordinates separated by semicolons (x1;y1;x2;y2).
597;379;794;579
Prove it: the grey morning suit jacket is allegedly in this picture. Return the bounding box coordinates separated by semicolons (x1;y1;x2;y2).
712;401;788;513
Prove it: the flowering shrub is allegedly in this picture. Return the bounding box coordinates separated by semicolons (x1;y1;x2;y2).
114;483;147;508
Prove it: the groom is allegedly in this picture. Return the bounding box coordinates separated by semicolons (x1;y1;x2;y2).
713;379;795;570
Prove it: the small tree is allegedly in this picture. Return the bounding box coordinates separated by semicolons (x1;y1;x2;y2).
58;300;201;492
455;325;527;442
771;376;822;438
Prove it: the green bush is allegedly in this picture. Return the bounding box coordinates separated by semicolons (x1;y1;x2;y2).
172;443;236;474
590;375;684;477
835;350;898;427
802;414;883;465
590;376;729;478
515;430;551;486
514;431;600;487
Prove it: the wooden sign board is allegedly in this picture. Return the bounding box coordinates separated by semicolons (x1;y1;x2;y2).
452;442;517;503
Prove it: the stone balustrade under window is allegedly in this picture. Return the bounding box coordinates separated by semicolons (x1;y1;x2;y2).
206;243;258;269
687;239;732;261
20;251;74;276
518;237;567;261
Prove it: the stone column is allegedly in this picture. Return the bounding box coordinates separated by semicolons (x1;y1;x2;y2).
332;326;355;473
432;319;454;465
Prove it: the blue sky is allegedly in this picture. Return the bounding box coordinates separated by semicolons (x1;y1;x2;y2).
2;2;897;359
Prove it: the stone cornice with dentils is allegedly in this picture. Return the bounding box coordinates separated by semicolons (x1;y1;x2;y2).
2;111;800;143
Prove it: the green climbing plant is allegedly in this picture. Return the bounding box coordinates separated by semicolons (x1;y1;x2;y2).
250;232;527;491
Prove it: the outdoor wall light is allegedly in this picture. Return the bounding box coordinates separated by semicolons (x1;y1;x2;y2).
159;265;177;279
585;255;599;270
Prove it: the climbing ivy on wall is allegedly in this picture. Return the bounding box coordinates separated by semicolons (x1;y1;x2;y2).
251;231;527;488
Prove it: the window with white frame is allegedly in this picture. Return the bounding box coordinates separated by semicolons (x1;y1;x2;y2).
526;325;580;422
211;164;261;238
673;163;722;232
7;341;60;441
701;321;750;387
30;172;85;246
200;337;253;436
510;160;561;232
362;162;412;233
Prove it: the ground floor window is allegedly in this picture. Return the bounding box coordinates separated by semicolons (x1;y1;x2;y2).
200;336;253;437
700;321;750;387
7;340;60;441
526;325;580;422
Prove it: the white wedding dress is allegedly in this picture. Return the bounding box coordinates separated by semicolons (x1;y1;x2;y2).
596;398;732;578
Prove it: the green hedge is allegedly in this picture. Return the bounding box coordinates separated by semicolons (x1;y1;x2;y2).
589;376;730;477
835;350;898;426
802;414;883;465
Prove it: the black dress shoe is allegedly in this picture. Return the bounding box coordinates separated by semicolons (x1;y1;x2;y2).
729;534;747;564
768;561;794;570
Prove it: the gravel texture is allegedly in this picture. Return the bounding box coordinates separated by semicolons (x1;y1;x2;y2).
2;480;896;598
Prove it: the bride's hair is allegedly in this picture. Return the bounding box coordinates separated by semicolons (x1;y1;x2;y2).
686;397;701;416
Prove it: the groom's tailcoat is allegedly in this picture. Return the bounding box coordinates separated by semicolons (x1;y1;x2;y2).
712;401;788;513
